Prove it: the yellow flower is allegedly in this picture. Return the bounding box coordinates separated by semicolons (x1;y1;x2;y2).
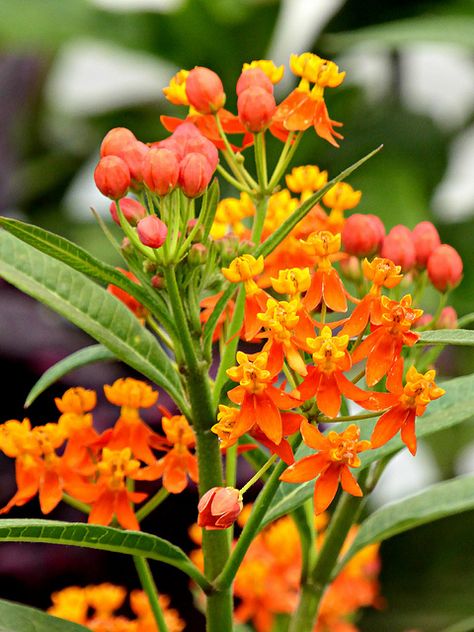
290;53;345;88
163;69;189;105
242;59;284;84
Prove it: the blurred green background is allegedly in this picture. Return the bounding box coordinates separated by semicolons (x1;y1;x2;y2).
0;0;473;630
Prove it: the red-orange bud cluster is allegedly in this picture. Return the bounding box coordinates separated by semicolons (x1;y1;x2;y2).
412;221;441;267
142;148;179;196
237;68;276;133
100;127;148;181
381;225;416;271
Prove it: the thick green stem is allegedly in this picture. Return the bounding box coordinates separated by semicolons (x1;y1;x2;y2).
134;556;169;632
288;469;369;632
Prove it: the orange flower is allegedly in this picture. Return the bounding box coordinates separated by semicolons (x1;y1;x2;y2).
0;419;77;515
222;255;270;340
226;351;301;445
71;447;147;531
300;231;348;313
280;421;371;514
362;366;445;454
104;378;164;464
295;326;368;418
136;413;198;493
322;182;362;234
341;257;403;337
273;53;345;146
286;165;328;201
200;291;236;342
352;294;423;389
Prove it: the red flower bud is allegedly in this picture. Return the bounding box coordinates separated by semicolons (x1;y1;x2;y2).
179;152;213;198
142;148;179;196
197;486;243;530
381;225;416;271
236;68;273;96
185;67;226;114
340;255;361;282
437;306;458;329
237;87;276;133
342;213;385;257
173;123;219;172
137;216;168;248
412;221;441;267
100;128;148;181
109;198;146;226
427;244;463;291
94;156;130;199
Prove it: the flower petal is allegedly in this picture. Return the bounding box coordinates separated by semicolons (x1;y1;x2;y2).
314;464;340;514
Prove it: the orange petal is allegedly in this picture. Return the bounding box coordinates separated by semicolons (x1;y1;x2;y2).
365;333;397;387
89;489;115;526
316;373;341;418
335;372;369;403
39;469;63;514
275;90;315;131
371;406;408;448
314;464;340;514
401;410;417;455
341;297;371;337
303;270;323;311
340;466;363;497
300;419;328;451
280;454;329;483
322;269;347;313
254;393;282;445
115;489;140;531
281;412;306;436
285;341;308;376
162;453;188;494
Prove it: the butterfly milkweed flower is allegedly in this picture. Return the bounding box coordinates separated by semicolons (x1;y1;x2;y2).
280;421;371;514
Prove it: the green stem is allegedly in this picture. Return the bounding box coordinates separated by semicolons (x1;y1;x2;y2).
317;410;384;423
62;493;90;514
240;454;277;495
136;487;170;522
288;469;369;632
251;195;269;245
116;199;156;261
267;132;301;191
134;556;169;632
254;132;268;191
214;114;257;189
216;164;251;193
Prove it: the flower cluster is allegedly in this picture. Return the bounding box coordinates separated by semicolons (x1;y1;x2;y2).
48;583;185;631
0;379;198;530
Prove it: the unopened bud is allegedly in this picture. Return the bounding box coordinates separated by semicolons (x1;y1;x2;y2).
427;244;463;292
237;87;276;133
340;255;361;282
437;306;458;329
142;148;179;196
151;274;164;289
110;198;146;226
342;213;385;257
188;243;208;266
121;237;133;255
197;486;243;530
412;221;441;267
179;153;213;198
100;128;147;181
236;68;273;96
381;225;416;271
143;260;157;273
137;216;168;249
94;156;131;199
186;67;226;115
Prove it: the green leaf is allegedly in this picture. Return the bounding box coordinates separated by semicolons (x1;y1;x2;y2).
202;283;235;354
0;231;188;414
25;345;117;408
324;16;474;51
336;474;474;574
0;217;177;335
255;145;382;259
262;373;474;526
418;329;474;346
0;599;89;632
0;519;210;592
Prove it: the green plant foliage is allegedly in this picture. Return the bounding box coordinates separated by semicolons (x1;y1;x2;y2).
418;329;474;346
0;231;187;412
0;598;88;632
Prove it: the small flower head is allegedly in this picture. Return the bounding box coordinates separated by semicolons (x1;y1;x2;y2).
271;267;311;296
85;583;127;618
307;326;349;373
427;244;463;292
362;257;403;289
94;156;130;200
257;298;300;343
325;424;371;469
163;69;190;106
162;415;195;448
185;66;226;114
399;366;445;416
300;230;341;271
286;165;328;196
381;225;416;271
226;351;272;394
100;127;148;181
222;254;264;283
290;53;345;89
104;378;158;409
412;221;441;267
322;182;361;212
137;215;168;249
380;294;423;334
237;86;276;133
179;152;213;198
242;59;284;84
198;486;243;530
212;405;240;447
109;198;146;226
142;147;179;196
97;447;141;489
342;213;385;257
55;387;97;415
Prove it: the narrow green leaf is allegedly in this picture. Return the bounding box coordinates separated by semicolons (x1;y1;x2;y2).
201;177;220;239
440;616;474;632
0;231;187;413
25;345;117;408
336;474;474;573
0;519;211;592
202;283;235;354
262;373;474;526
324;16;474;51
255;145;382;259
0;217;176;334
0;599;88;632
418;329;474;346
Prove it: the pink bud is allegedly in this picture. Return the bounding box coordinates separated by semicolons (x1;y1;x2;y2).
185;67;226;114
142;148;179;196
340;255;361;282
427;244;463;292
236;68;273;96
197;487;242;530
170;123;218;173
109;198;146;226
437;306;458;329
342;213;385;257
381;225;416;271
412;221;441;267
136;216;168;248
179;152;213;198
100;128;148;180
94;156;130;199
237;87;276;133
